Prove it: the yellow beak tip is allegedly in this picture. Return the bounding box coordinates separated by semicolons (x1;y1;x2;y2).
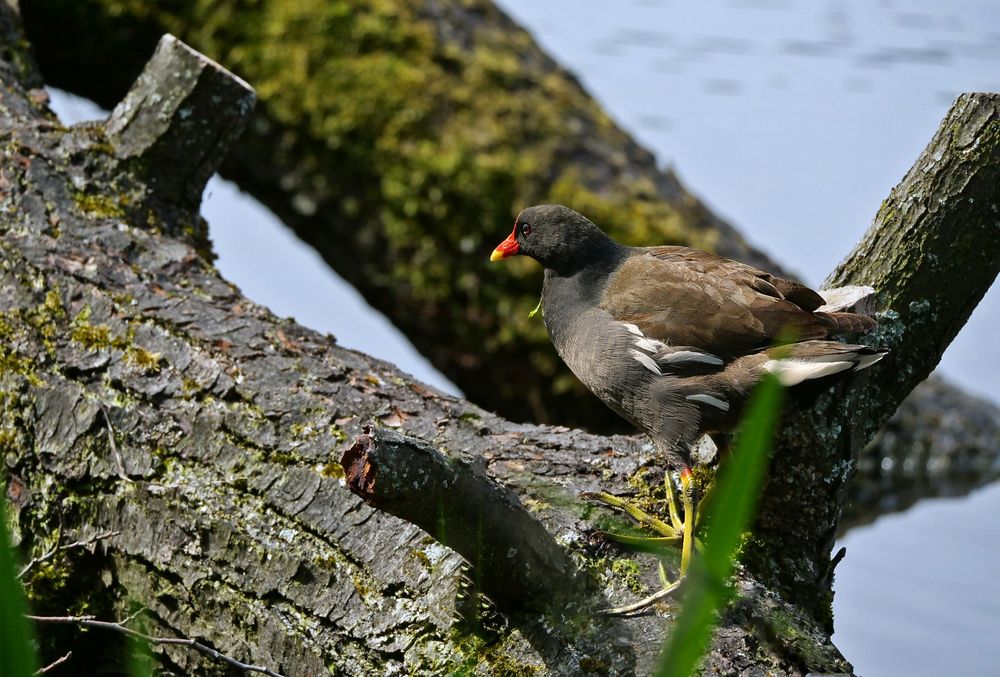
489;249;505;262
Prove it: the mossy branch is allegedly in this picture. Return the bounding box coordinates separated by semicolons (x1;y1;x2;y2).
341;426;592;613
748;93;1000;625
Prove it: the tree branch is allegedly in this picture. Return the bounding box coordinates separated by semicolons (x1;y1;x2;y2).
105;34;255;214
342;426;591;613
747;92;1000;625
19;0;788;434
35;651;72;675
21;0;999;528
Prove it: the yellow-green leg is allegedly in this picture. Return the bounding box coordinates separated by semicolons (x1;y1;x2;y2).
584;468;702;615
680;468;695;576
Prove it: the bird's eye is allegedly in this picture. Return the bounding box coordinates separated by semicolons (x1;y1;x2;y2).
520;223;531;237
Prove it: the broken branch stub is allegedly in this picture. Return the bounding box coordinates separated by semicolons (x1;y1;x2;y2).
106;34;255;212
342;426;591;613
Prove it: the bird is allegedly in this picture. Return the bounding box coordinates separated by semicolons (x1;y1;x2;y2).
490;204;885;609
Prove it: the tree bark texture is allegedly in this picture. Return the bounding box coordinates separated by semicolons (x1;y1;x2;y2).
2;8;998;677
341;426;589;613
20;0;1000;519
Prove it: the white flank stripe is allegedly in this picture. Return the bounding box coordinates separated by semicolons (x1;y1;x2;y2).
686;394;730;411
659;350;724;366
763;358;854;386
855;352;887;370
629;348;662;375
622;322;644;337
633;337;663;353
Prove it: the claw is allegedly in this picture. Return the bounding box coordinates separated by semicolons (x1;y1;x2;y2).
602;579;684;616
595;531;681;553
584;470;704;613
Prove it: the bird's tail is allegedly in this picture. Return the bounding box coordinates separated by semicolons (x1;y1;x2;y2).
762;340;887;386
819;311;877;334
814;285;879;334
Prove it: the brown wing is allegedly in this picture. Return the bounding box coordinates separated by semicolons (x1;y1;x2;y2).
599;246;833;358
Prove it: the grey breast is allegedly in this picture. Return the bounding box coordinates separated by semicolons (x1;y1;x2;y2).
546;305;661;430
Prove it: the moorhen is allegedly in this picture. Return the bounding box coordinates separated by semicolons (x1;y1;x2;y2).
491;204;884;610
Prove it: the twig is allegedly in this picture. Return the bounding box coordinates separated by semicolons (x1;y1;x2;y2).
27;615;285;677
101;406;131;482
18;530;120;579
36;651;72;674
118;605;148;627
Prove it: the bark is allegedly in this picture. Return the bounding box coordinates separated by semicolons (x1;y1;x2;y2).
341;426;589;613
0;20;747;675
2;8;998;677
20;0;1000;525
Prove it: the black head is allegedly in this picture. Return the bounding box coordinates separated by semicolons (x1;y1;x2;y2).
490;205;619;274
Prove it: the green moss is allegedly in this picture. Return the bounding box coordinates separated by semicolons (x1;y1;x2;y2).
89;140;116;156
126;346;161;372
71;190;126;219
71;321;113;349
412;548;431;570
181;376;202;396
314;555;337;571
610;557;645;595
522;496;550;513
288;422;311;438
0;333;44;386
320;461;344;480
758;604;846;673
268;450;300;466
328;424;347;443
449;627;543;676
41;290;65;320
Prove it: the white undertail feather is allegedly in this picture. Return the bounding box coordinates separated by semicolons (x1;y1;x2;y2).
763;359;853;386
816;285;876;313
763;350;885;387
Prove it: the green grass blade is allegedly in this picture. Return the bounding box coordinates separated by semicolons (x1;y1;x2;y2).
0;473;40;677
657;374;784;677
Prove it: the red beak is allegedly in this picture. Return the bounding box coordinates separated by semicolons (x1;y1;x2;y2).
490;230;520;262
